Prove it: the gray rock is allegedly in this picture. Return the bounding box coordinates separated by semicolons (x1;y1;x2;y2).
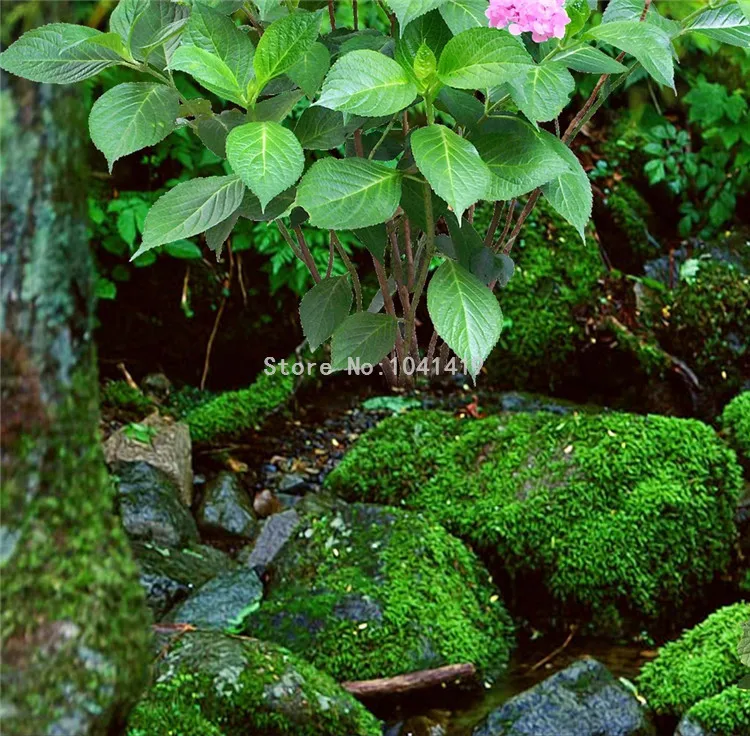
240;509;300;574
472;659;655;736
115;462;198;548
104;414;193;506
167;568;263;631
196;472;258;540
127;631;382;734
674;715;708;736
131;541;234;620
278;472;311;494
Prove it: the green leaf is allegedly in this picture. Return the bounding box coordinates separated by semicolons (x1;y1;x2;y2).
353;224;389;262
294;106;347;149
427;259;503;378
547;43;629;74
86;32;133;60
444;212;484;266
226;122;304;211
297;158;402;230
474;115;569;199
182;0;255;90
539;132;592;242
317;50;417;117
0;24;121;83
395;10;452;83
138;175;246;254
399;173;447;231
299;276;353;351
410;124;490;221
247;89;305;122
471;249;514;287
587;21;674;89
740;620;750;666
192;0;246;14
508;62;575;124
238;187;296;221
435;87;485;128
171;46;248;106
254;11;322;87
289;41;330;99
95;277;117;300
437;27;533;90
205;210;241;255
165;239;203;259
438;0;488;35
89;83;179;172
684;2;750;47
387;0;451;34
565;0;590;36
331;313;398;370
195;109;246;158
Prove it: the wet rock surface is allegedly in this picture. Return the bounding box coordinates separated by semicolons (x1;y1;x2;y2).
239;508;300;574
196;471;259;541
472;658;655;736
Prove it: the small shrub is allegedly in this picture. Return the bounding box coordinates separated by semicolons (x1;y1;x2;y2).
101;380;153;415
684;685;750;736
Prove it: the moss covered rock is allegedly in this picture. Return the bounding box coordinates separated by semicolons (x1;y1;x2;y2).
721;392;750;468
637;603;750;718
101;380;154;415
185;368;294;443
485;201;606;391
326;410;742;632
243;501;514;681
676;686;750;736
127;631;381;736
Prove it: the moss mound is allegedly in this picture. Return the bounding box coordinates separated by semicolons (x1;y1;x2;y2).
683;685;750;736
326;410;742;631
101;380;154;415
485;201;605;391
637;602;750;717
245;501;514;681
127;631;380;736
185;369;294;443
721;392;750;467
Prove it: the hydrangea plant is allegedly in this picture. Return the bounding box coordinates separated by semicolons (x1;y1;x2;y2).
2;0;748;385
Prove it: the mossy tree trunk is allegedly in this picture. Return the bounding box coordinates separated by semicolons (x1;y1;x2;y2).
0;9;151;734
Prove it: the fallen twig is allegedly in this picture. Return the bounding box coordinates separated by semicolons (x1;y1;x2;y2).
530;625;578;672
341;663;476;698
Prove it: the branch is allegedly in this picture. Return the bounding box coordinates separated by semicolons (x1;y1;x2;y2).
331;231;362;311
341;663;476;698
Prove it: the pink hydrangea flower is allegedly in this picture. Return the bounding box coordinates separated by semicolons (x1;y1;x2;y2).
486;0;571;43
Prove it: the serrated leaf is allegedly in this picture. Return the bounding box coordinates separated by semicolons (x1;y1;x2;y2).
353;224;389;262
254;11;322;86
165;239;203;259
297;158;402;230
195;109;246;158
289;41;330;99
539;132;592;242
294;106;347;149
738;620;750;666
474;115;569;200
399;173;447;231
547;43;629;74
427;259;502;378
205;209;240;256
226;122;304;210
331;313;398;370
508;63;575;123
247;89;305;122
471;249;514;286
435;87;485;128
684;2;750;47
238;187;296;221
317;50;417;117
444;212;483;266
300;276;353;351
387;0;451;34
87;32;133;60
89;83;179;171
395;10;453;83
138;175;246;254
0;24;121;83
587;21;674;89
182;0;255;90
171;46;248;105
411;124;490;221
438;0;488;35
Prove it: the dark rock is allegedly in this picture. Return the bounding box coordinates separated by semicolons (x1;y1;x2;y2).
276;492;302;510
473;659;655;736
115;462;198;548
494;392;582;415
196;472;258;541
131;541;234;620
126;631;382;735
167;568;263;632
239;509;300;574
278;472;311;494
140;372;172;401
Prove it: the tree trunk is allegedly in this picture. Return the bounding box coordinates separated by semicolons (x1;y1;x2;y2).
0;14;151;735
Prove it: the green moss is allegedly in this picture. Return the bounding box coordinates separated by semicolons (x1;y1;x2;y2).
637;603;750;717
721;392;750;466
606;318;670;377
185;369;294;443
127;633;381;736
652;262;750;403
606;182;656;261
101;380;154;415
246;503;514;681
685;685;750;736
1;367;151;735
326;410;742;631
741;570;750;595
485;201;606;390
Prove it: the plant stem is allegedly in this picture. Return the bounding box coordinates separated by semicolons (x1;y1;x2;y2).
331;231;362;311
353;0;359;30
328;0;336;30
368;115;398;159
484;200;505;247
